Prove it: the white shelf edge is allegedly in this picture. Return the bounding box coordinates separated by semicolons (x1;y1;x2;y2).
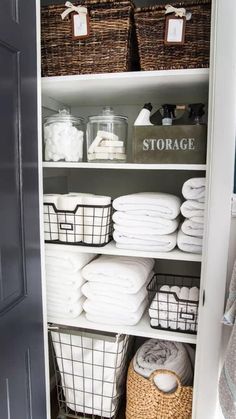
43;162;206;171
42;68;209;84
47;312;197;345
45;241;202;262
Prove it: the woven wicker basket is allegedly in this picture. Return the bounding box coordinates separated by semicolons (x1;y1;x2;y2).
126;362;193;419
134;0;211;71
41;0;137;76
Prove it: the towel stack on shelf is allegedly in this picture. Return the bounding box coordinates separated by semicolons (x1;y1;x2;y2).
177;178;206;254
149;285;199;332
112;192;181;252
81;255;155;325
46;249;95;319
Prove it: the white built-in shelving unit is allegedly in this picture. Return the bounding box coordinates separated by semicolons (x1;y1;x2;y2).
41;3;236;416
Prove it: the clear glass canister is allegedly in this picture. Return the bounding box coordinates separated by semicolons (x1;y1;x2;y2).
44;109;84;162
87;107;128;162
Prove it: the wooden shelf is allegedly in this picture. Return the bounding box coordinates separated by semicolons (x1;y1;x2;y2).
48;312;197;345
45;241;202;262
43;162;207;171
41;68;209;107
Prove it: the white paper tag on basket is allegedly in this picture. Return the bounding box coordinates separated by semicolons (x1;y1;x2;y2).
72;13;89;39
165;16;186;44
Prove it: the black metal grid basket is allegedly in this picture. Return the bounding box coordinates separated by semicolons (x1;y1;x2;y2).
44;203;112;247
147;273;200;334
49;325;131;419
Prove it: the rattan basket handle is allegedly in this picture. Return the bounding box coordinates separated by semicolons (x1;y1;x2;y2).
148;368;182;396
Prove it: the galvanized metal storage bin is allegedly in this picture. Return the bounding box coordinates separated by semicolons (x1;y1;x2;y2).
133;125;207;164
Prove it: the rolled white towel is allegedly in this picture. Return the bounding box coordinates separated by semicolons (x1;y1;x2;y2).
189;286;199;301
113;231;177;252
82;195;111;245
177;230;203;254
113;192;181;220
181;200;205;219
181;219;204;238
45;250;95;274
149;286;180;330
133;339;193;392
112;212;179;235
182;177;206;201
82;255;154;294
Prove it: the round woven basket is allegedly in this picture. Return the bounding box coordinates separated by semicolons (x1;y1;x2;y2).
126;361;193;419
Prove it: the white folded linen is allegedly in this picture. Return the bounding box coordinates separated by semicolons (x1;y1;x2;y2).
46;287;83;304
182;177;206;201
57;194;88;242
45;250;95;274
177;230;203;254
113;231;177;252
190;216;204;224
82;272;153;312
51;331;125;417
47;296;85;319
46;273;84;290
44;194;60;240
181;200;205;219
113;192;181;220
133;339;193;392
113;220;179;236
112;212;179;235
82;255;154;294
82;195;111;245
181;219;204;237
84;297;147;326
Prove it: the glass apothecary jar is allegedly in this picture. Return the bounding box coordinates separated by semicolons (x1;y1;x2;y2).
87;107;128;162
44;109;84;162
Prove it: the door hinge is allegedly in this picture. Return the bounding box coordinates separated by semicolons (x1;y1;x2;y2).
202;290;205;306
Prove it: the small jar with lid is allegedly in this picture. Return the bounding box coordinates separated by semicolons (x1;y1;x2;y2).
44;109;84;162
87;107;128;162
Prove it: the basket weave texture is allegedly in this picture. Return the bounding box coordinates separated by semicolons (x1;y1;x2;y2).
41;0;135;76
134;0;211;71
126;362;193;419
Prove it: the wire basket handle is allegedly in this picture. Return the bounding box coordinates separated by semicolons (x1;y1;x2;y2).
148;368;182;396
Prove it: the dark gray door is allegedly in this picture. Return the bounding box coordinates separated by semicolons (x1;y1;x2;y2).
0;1;47;418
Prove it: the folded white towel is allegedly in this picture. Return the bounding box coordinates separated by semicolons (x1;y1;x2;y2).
45;250;95;274
46;287;83;304
82;195;111;245
133;339;193;393
149;286;180;329
82;255;154;294
182;177;206;201
181;200;205;219
112;211;179;235
46;273;84;290
113;231;177;252
113;193;181;220
181;219;204;237
51;331;125;417
81;272;153;312
84;297;147;326
47;296;85;319
113;220;179;237
177;230;203;254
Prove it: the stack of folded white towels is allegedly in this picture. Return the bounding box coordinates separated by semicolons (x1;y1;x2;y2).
112;192;181;252
81;255;155;325
149;285;199;332
46;249;95;320
43;192;111;244
177;178;206;254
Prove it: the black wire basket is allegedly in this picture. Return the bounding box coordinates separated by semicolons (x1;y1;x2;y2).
147;273;200;334
49;325;132;419
44;202;112;247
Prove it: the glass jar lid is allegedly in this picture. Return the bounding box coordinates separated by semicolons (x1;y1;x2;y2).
45;109;84;124
88;106;128;123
